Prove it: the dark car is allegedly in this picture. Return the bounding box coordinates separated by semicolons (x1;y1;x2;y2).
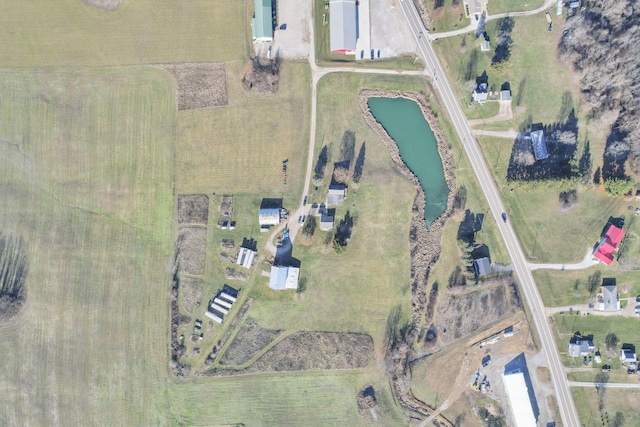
481;355;491;367
501;212;507;223
601;365;611;372
636;295;640;303
360;50;364;59
370;49;374;60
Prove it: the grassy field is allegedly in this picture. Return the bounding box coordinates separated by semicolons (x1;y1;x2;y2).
423;0;546;33
534;268;640;307
176;60;311;208
434;14;577;127
0;68;174;425
572;387;640;427
551;314;640;367
0;0;246;66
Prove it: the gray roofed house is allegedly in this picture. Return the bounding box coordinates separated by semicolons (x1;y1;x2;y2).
252;0;274;41
327;184;346;206
473;257;491;277
472;83;488;104
329;0;358;53
320;214;334;231
500;90;511;102
529;128;549;160
595;283;620;312
568;338;595;357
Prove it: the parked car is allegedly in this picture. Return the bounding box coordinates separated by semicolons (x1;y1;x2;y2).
635;295;640;302
601;365;611;372
635;305;640;315
481;355;491;367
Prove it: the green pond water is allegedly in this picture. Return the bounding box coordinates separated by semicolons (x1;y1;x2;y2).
368;97;448;225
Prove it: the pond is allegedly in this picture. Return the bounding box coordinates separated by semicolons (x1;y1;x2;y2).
368;97;449;225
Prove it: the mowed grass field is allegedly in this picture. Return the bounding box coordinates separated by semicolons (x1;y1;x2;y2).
572;387;640;427
434;13;578;126
176;60;311;208
0;0;245;66
0;68;174;424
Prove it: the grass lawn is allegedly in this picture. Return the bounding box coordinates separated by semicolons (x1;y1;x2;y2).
534;269;640;307
477;133;638;263
0;68;174;425
0;0;246;66
434;14;578;127
572;387;640;427
551;314;640;368
176;60;311;208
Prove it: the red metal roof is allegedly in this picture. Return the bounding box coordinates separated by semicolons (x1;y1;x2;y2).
605;224;625;246
593;224;625;265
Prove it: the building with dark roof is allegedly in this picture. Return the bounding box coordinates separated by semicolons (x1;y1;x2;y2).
329;0;358;54
320;214;334;231
529;128;548;160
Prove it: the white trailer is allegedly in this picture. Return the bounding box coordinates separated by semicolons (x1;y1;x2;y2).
205;311;223;323
220;292;237;302
210;304;229;315
214;298;233;309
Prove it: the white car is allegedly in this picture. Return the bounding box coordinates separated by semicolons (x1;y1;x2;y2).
635;305;640;315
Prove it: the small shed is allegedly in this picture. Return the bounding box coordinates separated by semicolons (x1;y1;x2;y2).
320;214;334;231
500;90;511;102
236;247;257;269
473;257;492;277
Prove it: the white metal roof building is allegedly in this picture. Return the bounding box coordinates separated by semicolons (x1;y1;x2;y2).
329;0;358;53
503;369;537;427
258;208;280;226
327;184;346;206
236;247;257;269
269;265;300;290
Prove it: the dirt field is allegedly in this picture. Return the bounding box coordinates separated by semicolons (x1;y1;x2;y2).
177;227;207;275
162;63;228;110
436;281;521;344
218;317;283;366
177;194;209;224
179;277;204;314
217;195;233;227
213;332;374;374
83;0;120;10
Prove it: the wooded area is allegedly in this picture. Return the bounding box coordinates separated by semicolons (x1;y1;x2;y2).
559;0;640;177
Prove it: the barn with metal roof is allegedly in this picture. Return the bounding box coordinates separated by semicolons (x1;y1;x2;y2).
329;0;358;53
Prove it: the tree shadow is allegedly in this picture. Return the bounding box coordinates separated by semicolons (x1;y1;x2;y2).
602;121;629;180
506;110;579;182
457;209;485;243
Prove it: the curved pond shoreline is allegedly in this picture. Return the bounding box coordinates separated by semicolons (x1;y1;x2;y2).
359;88;456;425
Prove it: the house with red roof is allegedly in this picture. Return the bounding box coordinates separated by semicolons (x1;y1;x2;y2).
593;224;625;265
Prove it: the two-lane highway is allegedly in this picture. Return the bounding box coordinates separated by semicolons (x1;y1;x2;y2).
397;1;580;425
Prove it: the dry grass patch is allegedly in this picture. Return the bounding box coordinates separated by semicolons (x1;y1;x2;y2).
163;63;228;110
177;194;209;224
179;277;204;314
177;227;207;275
436;281;520;344
218;317;283;366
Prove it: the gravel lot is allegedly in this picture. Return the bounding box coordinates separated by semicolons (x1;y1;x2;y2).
370;0;418;58
266;0;312;59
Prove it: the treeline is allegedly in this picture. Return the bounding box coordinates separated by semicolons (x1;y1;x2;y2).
559;0;640;175
0;233;29;321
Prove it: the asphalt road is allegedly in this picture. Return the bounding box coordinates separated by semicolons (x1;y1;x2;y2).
397;1;581;425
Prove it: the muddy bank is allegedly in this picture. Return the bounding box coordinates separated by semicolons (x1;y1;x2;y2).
359;88;456;426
